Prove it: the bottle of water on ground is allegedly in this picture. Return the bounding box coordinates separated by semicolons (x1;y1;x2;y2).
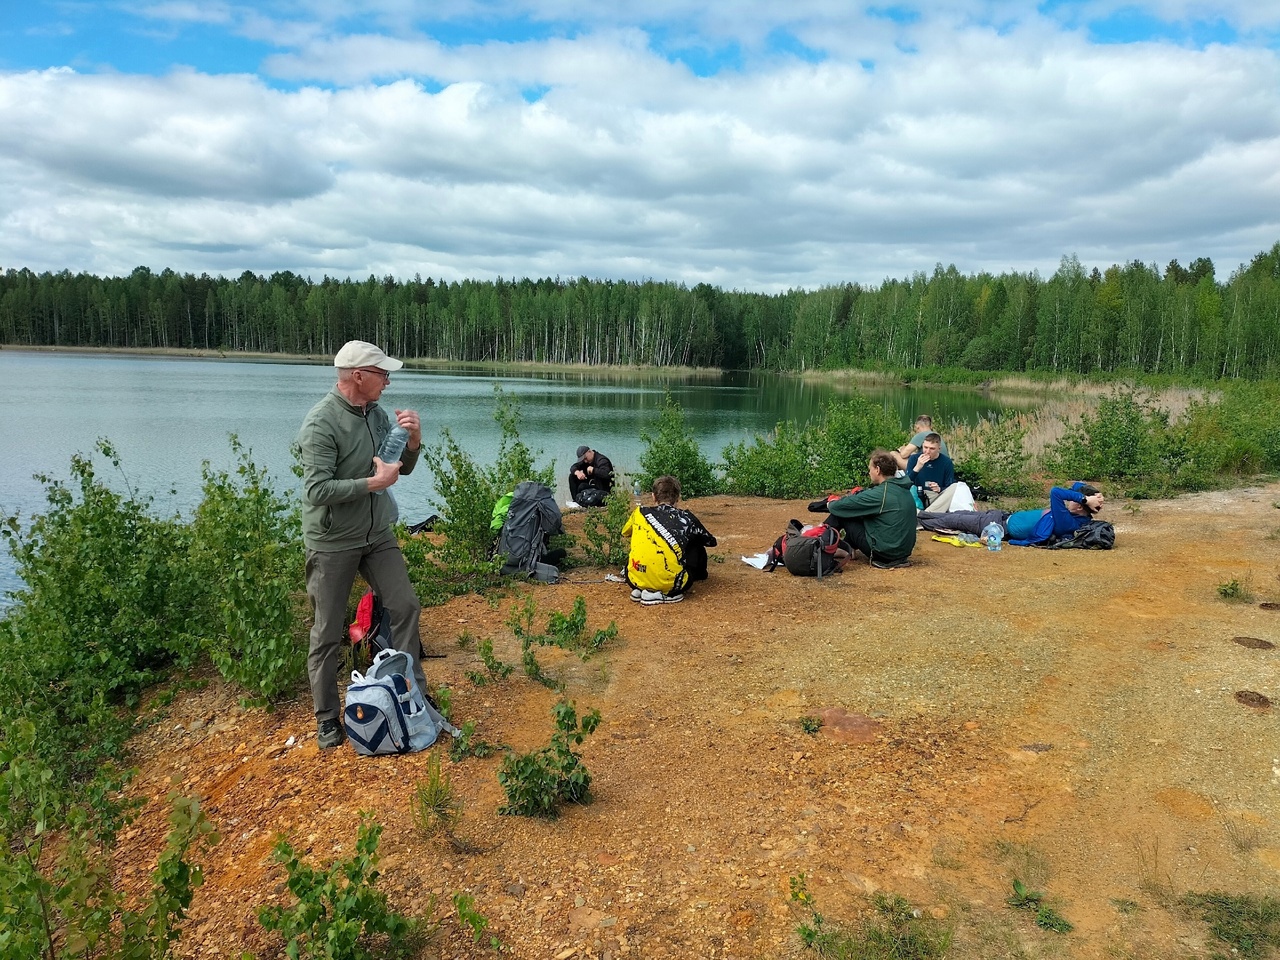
374;422;409;496
981;521;1003;552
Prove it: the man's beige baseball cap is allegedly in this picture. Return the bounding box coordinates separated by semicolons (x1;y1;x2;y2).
333;340;403;371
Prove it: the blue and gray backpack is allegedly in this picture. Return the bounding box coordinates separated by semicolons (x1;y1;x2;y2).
343;649;459;756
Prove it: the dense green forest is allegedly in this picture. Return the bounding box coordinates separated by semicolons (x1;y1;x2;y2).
3;242;1279;377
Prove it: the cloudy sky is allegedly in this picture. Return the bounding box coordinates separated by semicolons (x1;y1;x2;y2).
1;1;1278;291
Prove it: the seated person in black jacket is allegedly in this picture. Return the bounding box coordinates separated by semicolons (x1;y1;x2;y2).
568;445;614;506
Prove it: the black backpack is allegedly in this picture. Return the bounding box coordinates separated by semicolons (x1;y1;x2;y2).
764;519;844;576
1043;519;1115;550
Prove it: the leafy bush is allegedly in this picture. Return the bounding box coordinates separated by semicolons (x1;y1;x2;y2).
1;724;219;960
579;481;635;569
189;437;306;702
949;412;1043;499
412;389;556;600
1045;390;1176;492
0;442;199;782
637;395;721;497
497;700;602;818
258;816;428;960
722;396;900;498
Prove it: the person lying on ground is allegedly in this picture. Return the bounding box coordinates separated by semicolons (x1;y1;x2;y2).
907;432;976;513
823;449;918;568
568;444;615;506
917;482;1105;546
623;474;718;605
892;414;950;470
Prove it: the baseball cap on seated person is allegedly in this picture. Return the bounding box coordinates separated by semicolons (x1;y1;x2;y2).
576;445;591;458
333;340;403;372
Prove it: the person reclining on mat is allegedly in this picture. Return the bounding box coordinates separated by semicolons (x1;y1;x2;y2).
905;432;974;512
623;474;717;605
823;449;918;568
917;481;1105;546
568;444;615;506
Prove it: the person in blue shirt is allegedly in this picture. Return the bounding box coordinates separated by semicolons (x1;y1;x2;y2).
917;482;1105;545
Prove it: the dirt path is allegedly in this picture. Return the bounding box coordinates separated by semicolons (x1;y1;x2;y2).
117;485;1280;959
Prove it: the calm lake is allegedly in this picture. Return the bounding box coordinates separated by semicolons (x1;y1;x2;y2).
0;350;1027;603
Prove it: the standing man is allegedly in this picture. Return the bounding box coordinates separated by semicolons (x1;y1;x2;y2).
567;444;615;506
297;340;427;750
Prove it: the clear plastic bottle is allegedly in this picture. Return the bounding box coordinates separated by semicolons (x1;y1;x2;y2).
981;521;1004;551
632;478;642;501
373;423;409;496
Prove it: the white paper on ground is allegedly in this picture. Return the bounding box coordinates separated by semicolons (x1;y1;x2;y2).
741;553;771;570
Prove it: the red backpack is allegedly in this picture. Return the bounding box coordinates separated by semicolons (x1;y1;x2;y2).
348;591;391;667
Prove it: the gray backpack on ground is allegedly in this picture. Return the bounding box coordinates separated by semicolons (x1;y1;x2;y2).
343;649;458;756
497;480;564;583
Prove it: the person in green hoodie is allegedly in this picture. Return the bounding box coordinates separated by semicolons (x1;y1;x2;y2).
297;340;426;750
823;449;918;569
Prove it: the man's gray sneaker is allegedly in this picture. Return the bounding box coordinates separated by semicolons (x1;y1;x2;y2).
630;588;642;601
317;718;345;749
640;589;683;605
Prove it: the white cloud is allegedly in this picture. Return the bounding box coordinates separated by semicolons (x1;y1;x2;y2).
2;5;1279;289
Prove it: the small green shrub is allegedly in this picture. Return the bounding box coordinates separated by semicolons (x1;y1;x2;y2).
636;394;721;497
579;481;635;569
410;754;461;838
449;720;501;761
453;892;503;952
1217;577;1255;602
507;595;617;688
799;716;823;735
258;816;429;960
498;700;602;818
466;637;513;686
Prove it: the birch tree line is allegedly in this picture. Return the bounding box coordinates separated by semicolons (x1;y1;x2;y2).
2;243;1278;378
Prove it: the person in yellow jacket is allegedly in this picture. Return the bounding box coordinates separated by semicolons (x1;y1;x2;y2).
623;475;717;605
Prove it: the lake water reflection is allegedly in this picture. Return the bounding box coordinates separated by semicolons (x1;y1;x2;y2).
0;351;1031;603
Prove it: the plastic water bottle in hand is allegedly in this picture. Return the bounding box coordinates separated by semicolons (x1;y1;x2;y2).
373;422;409;496
981;521;1004;552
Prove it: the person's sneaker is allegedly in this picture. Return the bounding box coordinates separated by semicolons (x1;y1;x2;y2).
317;718;345;749
871;556;911;570
640;590;683;605
630;588;643;602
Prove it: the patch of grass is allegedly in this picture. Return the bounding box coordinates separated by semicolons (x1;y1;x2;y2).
1110;898;1141;915
410;754;461;838
1132;835;1179;907
456;630;476;649
788;875;952;959
992;840;1050;888
1006;879;1073;933
1217;576;1255;602
1223;817;1263;854
799;715;823;735
1181;892;1280;959
1263;526;1280;542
